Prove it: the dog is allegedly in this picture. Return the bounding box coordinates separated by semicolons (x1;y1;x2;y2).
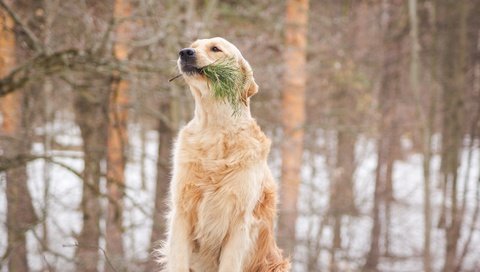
159;37;290;272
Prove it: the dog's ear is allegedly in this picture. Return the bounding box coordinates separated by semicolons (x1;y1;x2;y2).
240;58;258;102
245;77;258;98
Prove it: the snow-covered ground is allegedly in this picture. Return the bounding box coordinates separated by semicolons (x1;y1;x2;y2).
0;125;479;271
295;136;480;271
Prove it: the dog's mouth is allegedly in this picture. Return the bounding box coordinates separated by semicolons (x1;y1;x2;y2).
179;55;203;76
170;62;203;82
180;63;202;75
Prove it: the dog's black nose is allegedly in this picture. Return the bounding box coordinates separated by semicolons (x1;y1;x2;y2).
179;48;195;59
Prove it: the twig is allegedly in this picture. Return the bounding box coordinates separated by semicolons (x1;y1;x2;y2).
94;17;117;55
29;229;74;266
0;152;152;217
62;242;118;272
137;106;174;132
0;0;44;52
168;74;182;82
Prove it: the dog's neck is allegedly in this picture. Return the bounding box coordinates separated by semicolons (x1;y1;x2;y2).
189;85;252;128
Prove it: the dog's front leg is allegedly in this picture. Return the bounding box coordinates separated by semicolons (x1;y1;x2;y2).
218;218;254;272
166;211;191;272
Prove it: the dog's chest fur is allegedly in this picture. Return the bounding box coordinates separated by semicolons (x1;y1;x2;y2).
174;121;270;265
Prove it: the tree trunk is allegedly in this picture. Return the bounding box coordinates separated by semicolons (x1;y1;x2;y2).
436;1;468;271
105;0;131;269
455;11;480;269
330;114;357;217
408;0;433;270
329;123;356;271
40;0;55;267
278;0;309;258
146;100;175;271
72;1;114;271
74;79;109;271
1;3;38;271
329;215;342;272
364;1;404;270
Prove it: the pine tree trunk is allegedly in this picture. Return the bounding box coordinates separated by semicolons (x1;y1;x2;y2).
1;3;38;271
105;0;131;269
278;0;309;258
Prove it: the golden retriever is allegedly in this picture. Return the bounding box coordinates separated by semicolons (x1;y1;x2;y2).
159;37;290;272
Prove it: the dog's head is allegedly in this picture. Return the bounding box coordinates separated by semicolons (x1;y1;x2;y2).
178;37;258;100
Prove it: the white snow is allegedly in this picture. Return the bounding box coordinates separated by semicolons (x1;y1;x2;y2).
1;127;479;271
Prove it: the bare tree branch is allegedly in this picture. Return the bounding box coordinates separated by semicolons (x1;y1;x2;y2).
0;48;168;97
0;154;82;177
63;243;118;272
0;0;44;52
0;153;152;217
0;154;37;171
0;49;90;97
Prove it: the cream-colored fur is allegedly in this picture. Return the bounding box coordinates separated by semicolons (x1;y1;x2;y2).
159;37;289;272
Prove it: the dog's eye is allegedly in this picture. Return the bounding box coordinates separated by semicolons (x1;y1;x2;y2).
211;46;222;52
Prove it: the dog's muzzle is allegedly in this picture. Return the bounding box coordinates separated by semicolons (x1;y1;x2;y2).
179;48;200;74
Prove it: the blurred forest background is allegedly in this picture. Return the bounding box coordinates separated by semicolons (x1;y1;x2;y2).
1;0;480;271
